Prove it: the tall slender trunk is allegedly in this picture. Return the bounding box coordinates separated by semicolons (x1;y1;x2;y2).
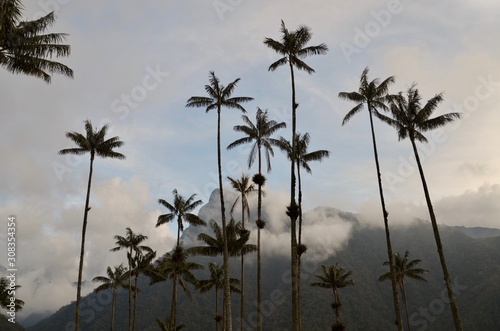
367;106;404;330
216;288;220;331
296;159;303;328
127;249;133;331
240;198;245;331
170;274;178;330
257;146;263;331
217;109;232;331
111;289;116;331
75;154;94;331
400;282;411;331
410;137;463;331
288;61;300;331
333;289;340;325
177;217;181;247
133;271;139;331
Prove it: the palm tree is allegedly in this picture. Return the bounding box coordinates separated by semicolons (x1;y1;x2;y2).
277;132;329;323
188;219;257;259
110;227;152;331
156;318;185;331
377;85;463;330
152;245;203;331
0;0;73;82
59;120;125;331
311;264;355;331
264;21;327;330
157;189;206;246
186;71;253;331
92;264;131;331
379;251;429;331
227;108;285;328
0;276;24;311
227;174;256;331
130;250;156;330
338;67;404;330
198;262;242;331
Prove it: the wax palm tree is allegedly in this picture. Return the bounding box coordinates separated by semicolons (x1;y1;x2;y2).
338;67;404;330
377;85;463;330
311;264;355;331
0;0;73;82
151;245;203;331
227;174;256;331
227;108;285;328
198;262;242;331
264;21;327;330
277;132;329;322
59;120;125;331
379;250;429;331
0;276;24;311
157;189;206;246
110;228;152;331
186;71;253;331
188;219;257;259
130;250;156;331
92;264;131;331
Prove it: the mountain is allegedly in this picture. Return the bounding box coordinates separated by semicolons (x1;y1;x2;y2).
27;190;500;330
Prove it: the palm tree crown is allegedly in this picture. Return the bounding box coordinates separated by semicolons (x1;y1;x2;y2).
0;0;73;82
228;108;286;172
377;84;461;142
379;251;428;284
227;174;256;225
157;189;206;246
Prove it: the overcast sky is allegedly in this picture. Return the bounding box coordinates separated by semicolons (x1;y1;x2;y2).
1;0;499;320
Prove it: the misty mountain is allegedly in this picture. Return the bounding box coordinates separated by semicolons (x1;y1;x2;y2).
23;190;500;330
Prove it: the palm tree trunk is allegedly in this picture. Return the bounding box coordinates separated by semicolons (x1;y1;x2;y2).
257;145;263;331
217;109;232;331
75;155;94;331
296;160;303;328
333;289;340;325
133;272;139;331
400;282;411;331
111;289;116;331
240;196;245;331
367;106;404;330
177;217;181;247
410;138;463;331
288;60;300;331
216;288;219;331
170;275;178;330
127;249;133;331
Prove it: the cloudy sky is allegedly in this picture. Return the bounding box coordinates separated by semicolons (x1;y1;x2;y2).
1;0;499;320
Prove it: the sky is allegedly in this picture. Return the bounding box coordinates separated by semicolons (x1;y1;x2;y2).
1;0;500;321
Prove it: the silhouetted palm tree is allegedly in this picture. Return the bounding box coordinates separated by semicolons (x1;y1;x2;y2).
227;108;285;327
277;132;329;321
379;250;428;331
265;21;327;331
152;245;202;331
110;228;152;331
186;71;253;331
338;67;403;330
198;262;241;331
227;174;256;331
92;264;131;331
130;250;156;330
0;276;24;311
377;84;462;330
0;0;73;82
59;120;125;331
311;264;355;331
157;189;206;246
